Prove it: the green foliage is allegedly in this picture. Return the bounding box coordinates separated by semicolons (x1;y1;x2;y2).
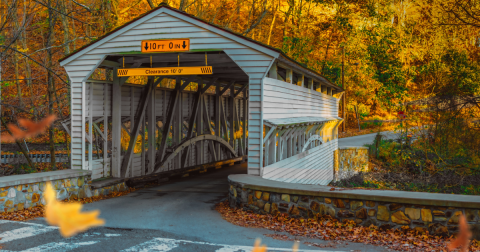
363;28;408;108
440;49;480;95
321;61;342;85
1;81;14;88
281;36;314;65
360;117;384;129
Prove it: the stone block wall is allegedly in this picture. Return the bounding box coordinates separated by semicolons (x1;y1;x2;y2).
92;183;127;197
229;181;479;237
334;146;368;182
0;170;127;213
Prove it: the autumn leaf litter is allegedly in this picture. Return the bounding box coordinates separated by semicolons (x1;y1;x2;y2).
216;201;480;251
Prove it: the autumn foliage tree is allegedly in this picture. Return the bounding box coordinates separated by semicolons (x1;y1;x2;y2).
0;0;479;168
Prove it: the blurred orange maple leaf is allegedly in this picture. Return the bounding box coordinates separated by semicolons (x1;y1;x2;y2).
252;238;267;252
3;115;57;141
251;238;299;252
44;182;105;237
447;214;471;252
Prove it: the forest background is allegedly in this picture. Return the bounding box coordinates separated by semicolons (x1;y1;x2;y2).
0;0;479;177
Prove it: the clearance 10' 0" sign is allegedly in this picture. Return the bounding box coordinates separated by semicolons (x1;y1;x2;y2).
117;66;213;77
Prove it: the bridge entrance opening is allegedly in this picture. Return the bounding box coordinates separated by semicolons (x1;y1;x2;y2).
78;51;249;180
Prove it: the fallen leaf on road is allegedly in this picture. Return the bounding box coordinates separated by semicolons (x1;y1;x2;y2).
264;234;292;241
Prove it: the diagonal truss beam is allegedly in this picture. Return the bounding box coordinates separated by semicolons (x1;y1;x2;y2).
201;78;218;93
152;88;180;173
120;78;162;177
263;126;277;144
234;83;248;98
180;76;197;90
181;89;202;168
218;81;235;97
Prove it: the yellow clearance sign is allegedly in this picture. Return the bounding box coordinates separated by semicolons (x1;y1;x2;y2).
117;66;212;77
141;39;190;53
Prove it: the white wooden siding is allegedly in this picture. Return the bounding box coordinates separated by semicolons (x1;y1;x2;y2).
85;83;111;117
262;77;338;120
62;10;274;176
85;158;111;180
262;139;337;185
260;77;341;185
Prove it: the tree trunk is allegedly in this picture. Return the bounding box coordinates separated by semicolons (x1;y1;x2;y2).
0;117;34;169
13;3;23;108
267;8;277;45
46;0;56;169
60;0;70;55
21;0;35;119
13;42;23;108
71;0;77;50
283;0;294;37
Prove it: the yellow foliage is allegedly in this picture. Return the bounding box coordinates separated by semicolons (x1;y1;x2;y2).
120;128;149;153
44;183;105;237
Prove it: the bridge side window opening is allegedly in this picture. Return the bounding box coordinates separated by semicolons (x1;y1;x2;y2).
313;81;320;93
321;85;327;95
293;72;302;86
276;66;287;82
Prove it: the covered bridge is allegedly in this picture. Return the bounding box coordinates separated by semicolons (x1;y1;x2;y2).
59;4;344;185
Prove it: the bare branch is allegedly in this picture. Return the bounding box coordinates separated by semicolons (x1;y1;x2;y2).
146;0;156;9
0;45;70;87
243;10;267;35
26;37;84;56
120;0;146;14
71;0;92;12
33;0;88;24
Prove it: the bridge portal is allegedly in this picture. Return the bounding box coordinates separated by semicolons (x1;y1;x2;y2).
59;4;343;185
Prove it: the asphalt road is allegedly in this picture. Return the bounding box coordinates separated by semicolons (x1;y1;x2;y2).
338;131;400;148
0;164;388;252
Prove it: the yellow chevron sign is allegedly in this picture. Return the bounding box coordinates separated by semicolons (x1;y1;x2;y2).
117;66;212;77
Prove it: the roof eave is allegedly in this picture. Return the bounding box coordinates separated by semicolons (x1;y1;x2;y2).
277;55;343;92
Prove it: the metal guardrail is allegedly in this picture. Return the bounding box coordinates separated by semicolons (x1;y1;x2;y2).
0;154;70;164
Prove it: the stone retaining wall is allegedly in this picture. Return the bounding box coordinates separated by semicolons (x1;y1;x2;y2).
229;180;479;237
0;170;127;213
334;146;368;182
